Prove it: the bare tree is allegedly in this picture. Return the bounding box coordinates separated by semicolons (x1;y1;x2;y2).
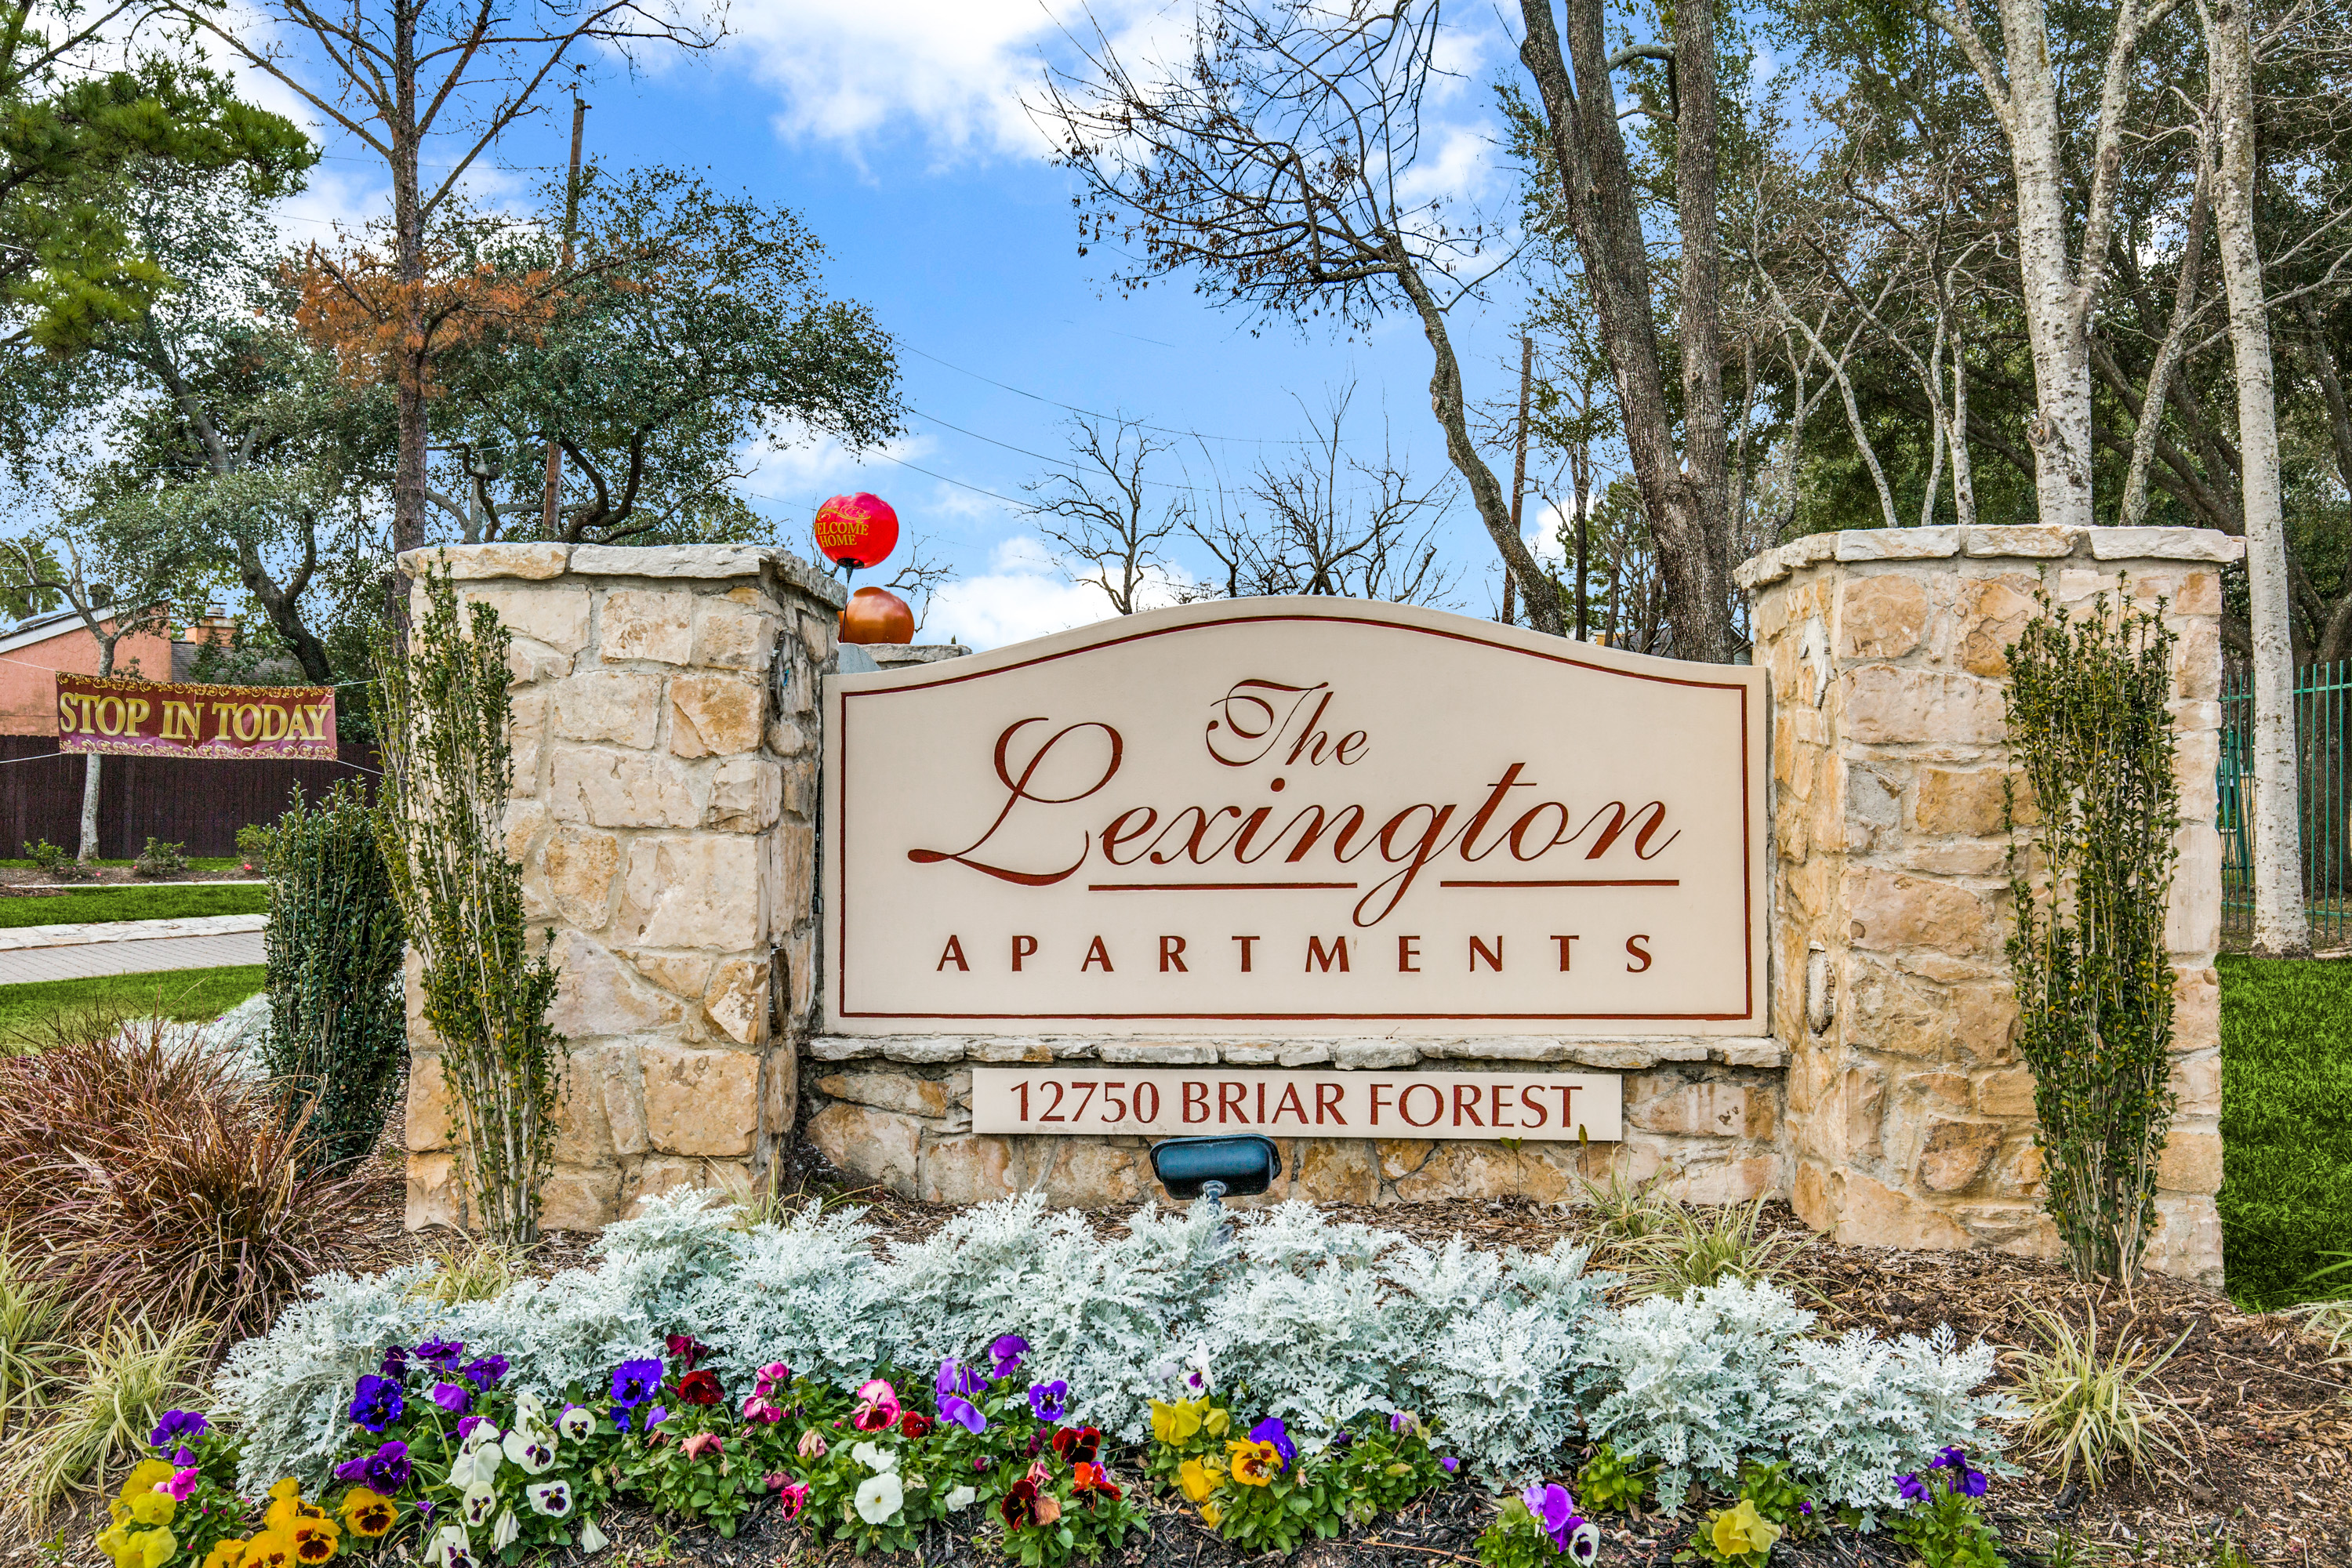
885;538;958;637
162;0;726;566
1189;387;1457;604
1023;416;1184;615
1515;0;1737;660
1035;0;1558;632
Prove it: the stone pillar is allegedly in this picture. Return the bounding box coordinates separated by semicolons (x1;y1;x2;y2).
1741;525;2234;1285
400;543;844;1231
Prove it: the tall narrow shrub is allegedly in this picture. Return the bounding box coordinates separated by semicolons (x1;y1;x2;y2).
263;781;406;1171
372;568;562;1246
2004;586;2181;1282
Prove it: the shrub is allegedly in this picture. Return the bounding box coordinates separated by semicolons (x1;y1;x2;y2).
0;1315;209;1526
2007;1301;2185;1490
234;822;276;874
2004;586;2181;1282
27;839;95;881
129;837;187;878
262;781;406;1171
0;1021;369;1345
372;566;561;1246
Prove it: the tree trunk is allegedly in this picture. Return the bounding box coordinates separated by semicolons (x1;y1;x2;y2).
77;755;100;863
390;8;426;567
2207;0;2309;956
2122;153;2212;528
1517;0;1732;660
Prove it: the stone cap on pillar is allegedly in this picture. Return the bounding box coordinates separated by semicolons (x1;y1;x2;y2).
1735;525;2245;590
394;542;850;609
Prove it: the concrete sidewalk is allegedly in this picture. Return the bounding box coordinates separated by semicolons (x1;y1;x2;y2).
0;919;266;984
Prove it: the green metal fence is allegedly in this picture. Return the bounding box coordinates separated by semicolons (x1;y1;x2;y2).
2220;661;2352;948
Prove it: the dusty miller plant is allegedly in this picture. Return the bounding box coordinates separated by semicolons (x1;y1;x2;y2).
372;566;562;1247
2003;584;2181;1282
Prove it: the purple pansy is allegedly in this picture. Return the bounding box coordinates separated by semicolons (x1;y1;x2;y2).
414;1338;464;1369
1896;1471;1930;1504
379;1345;411;1379
149;1410;208;1450
431;1381;472;1416
1027;1381;1068;1422
347;1374;405;1434
460;1355;508;1388
611;1357;664;1407
936;1359;985;1401
938;1395;988;1434
1439;1456;1460;1475
365;1439;413;1490
990;1334;1029;1379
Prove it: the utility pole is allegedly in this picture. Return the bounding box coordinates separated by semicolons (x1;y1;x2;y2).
539;96;589;538
1504;335;1533;626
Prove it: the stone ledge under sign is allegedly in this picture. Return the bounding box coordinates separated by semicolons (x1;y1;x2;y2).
804;1033;1787;1070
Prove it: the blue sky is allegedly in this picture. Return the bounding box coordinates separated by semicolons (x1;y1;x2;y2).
249;0;1592;647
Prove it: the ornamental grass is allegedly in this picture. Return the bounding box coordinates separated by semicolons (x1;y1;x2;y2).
1613;1196;1813;1299
0;1014;371;1347
0;1235;69;1439
2007;1301;2187;1490
0;1312;208;1526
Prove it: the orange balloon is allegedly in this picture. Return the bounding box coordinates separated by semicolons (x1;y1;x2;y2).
840;586;916;645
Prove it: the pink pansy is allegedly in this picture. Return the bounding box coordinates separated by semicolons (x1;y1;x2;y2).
742;1396;784;1424
772;1478;811;1519
681;1432;724;1461
754;1363;791;1398
797;1429;829;1460
161;1468;201;1501
851;1379;902;1432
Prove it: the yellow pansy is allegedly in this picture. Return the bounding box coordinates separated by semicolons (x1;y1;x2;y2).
140;1528;178;1568
204;1541;251;1568
288;1515;340;1563
121;1459;177;1499
339;1486;397;1538
1150;1399;1204;1445
263;1479;325;1532
241;1533;298;1568
94;1525;135;1568
1200;1499;1224;1528
1202;1405;1230;1437
126;1490;177;1527
1710;1499;1783;1559
1226;1439;1282;1487
1177;1457;1221;1503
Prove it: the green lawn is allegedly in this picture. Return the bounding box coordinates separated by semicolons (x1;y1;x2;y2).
2219;953;2352;1307
0;883;270;928
0;964;266;1043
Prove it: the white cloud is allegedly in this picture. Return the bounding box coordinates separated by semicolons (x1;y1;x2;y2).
925;535;1118;648
724;0;1082;160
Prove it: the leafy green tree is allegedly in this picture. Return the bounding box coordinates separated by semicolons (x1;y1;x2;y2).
423;166;902;545
0;9;310;358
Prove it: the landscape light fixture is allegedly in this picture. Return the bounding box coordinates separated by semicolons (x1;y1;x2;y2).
1149;1135;1281;1228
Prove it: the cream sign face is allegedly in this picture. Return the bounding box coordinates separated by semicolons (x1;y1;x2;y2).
822;599;1765;1036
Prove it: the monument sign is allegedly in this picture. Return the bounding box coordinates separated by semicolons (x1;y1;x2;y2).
823;599;1766;1036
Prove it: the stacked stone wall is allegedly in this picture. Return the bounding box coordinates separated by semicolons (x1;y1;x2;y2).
803;1034;1787;1208
1741;525;2232;1284
399;543;842;1229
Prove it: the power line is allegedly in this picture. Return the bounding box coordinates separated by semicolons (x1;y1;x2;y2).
900;345;1324;448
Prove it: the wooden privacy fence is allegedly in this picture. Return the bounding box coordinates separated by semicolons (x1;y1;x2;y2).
0;735;379;860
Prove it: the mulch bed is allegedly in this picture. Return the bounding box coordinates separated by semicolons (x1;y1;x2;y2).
20;1157;2349;1567
0;867;264;890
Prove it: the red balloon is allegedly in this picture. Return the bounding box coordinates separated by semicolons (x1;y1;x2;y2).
813;493;900;570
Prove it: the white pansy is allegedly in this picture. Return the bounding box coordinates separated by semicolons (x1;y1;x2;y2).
579;1515;608;1552
526;1478;574;1517
492;1508;521;1551
850;1439;898;1473
854;1471;904;1524
514;1391;546;1427
461;1480;499;1527
944;1485;977;1512
503;1428;556;1474
427;1524;473;1568
559;1405;597;1440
